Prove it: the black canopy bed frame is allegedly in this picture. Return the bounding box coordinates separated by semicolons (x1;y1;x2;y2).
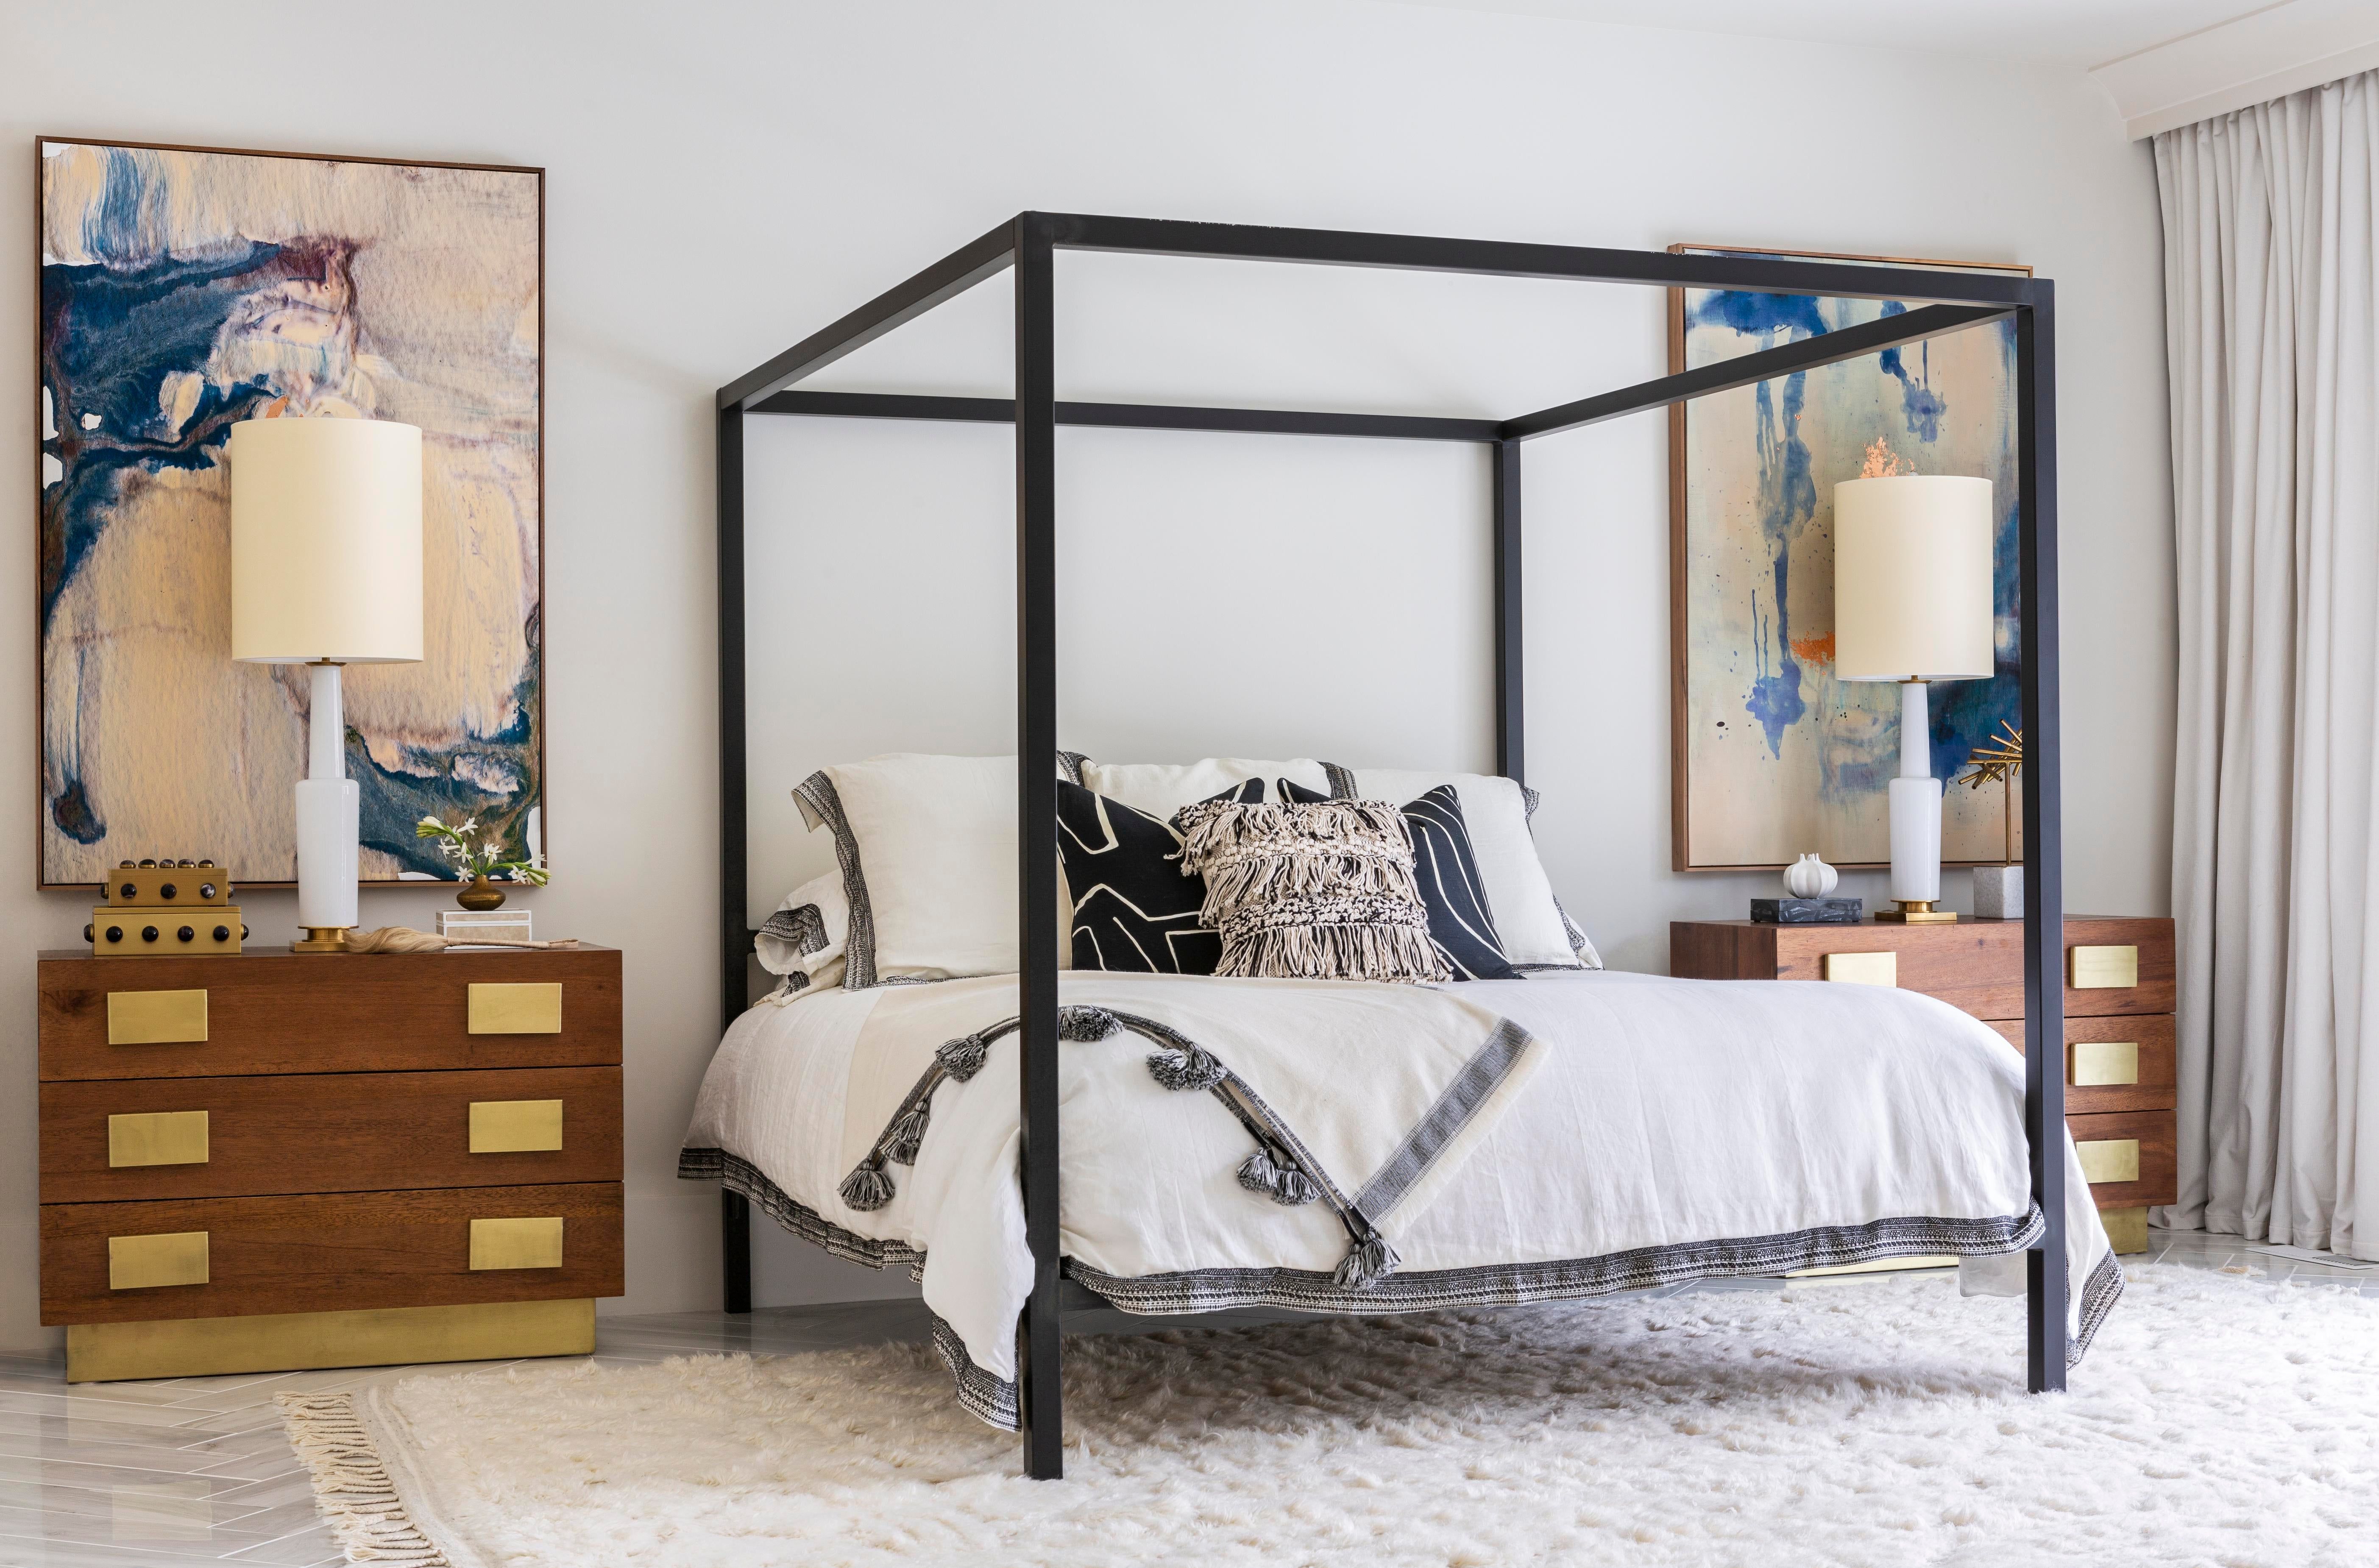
713;212;2065;1481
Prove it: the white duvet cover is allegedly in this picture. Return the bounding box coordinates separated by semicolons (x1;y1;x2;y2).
682;969;2118;1428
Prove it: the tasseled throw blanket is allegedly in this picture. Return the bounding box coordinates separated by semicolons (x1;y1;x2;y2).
685;968;2125;1432
836;973;1540;1295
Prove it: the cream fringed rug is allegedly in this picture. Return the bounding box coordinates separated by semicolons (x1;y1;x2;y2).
279;1266;2379;1568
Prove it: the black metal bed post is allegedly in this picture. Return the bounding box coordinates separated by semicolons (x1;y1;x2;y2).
716;400;754;1315
1013;214;1066;1479
1491;440;1524;784
721;1189;752;1315
2016;287;2067;1388
717;401;748;1037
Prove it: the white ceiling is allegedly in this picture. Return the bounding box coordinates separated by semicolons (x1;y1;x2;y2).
1393;0;2285;70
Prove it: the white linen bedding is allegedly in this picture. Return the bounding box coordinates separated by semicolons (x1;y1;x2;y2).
681;969;2119;1429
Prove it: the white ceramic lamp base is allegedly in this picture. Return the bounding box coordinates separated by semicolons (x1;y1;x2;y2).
1877;679;1956;923
1886;775;1943;900
292;662;359;952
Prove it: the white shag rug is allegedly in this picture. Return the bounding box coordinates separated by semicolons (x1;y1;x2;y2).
280;1266;2379;1568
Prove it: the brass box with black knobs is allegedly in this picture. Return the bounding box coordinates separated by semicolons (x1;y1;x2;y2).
37;944;624;1380
86;857;246;958
1669;916;2176;1255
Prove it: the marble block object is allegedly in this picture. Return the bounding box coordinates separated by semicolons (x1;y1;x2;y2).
1749;897;1864;925
1972;864;2024;920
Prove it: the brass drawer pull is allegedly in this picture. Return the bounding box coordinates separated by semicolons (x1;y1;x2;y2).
2068;945;2139;990
106;989;208;1045
470;1216;564;1270
107;1110;210;1168
468;983;563;1035
109;1231;209;1290
2070;1041;2141;1087
2076;1138;2142;1185
469;1099;564;1153
1820;951;1897;987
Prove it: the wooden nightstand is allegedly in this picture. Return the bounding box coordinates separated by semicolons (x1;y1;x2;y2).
1670;916;2175;1254
37;944;624;1382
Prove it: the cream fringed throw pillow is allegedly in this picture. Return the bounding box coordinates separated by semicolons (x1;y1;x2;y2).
1175;799;1450;983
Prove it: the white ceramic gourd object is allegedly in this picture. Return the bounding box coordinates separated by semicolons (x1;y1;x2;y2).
1782;852;1839;898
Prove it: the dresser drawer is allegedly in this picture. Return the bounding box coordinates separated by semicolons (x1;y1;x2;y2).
2060;917;2176;1019
39;1067;622;1203
1698;916;2176;1023
39;1183;624;1326
1767;923;2028;1020
2065;1110;2176;1210
37;949;621;1081
1983;1015;2177;1116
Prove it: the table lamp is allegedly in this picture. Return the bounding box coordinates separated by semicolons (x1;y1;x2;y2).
1833;473;1995;923
230;417;424;952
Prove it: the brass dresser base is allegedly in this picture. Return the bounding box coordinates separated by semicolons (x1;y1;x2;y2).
65;1298;595;1382
2101;1205;2150;1256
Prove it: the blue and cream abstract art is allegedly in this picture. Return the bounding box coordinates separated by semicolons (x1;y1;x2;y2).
37;140;543;885
1671;246;2025;871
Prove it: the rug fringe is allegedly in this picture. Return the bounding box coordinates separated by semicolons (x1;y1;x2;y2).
277;1392;451;1566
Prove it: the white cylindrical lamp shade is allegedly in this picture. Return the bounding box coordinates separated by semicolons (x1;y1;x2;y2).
230;417;424;664
1832;474;1996;682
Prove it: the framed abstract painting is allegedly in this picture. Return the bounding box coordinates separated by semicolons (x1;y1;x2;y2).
36;138;544;888
1667;243;2028;873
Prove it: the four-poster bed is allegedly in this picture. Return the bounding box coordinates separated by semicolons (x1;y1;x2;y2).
708;213;2072;1480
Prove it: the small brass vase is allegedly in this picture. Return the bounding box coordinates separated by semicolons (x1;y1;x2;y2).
457;874;507;912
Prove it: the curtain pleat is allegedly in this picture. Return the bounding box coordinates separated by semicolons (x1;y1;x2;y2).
2158;71;2379;1257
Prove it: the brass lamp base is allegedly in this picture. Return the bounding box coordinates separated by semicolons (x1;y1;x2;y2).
1875;901;1958;925
291;925;353;953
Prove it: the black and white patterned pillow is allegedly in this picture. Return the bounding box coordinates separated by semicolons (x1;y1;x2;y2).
1281;778;1518;980
1058;779;1262;973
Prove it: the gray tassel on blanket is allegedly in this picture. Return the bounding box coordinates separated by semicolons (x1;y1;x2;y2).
1145;1038;1227;1092
1111;1013;1228;1092
883;1105;931;1166
1237;1144;1319;1205
1059;1005;1121;1041
1334;1227;1401;1289
936;1025;1005;1083
838;1158;895;1212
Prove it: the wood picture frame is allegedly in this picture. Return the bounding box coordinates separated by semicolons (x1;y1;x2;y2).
1666;242;2033;874
35;136;546;890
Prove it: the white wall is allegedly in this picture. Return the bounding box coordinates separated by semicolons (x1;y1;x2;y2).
0;0;2173;1350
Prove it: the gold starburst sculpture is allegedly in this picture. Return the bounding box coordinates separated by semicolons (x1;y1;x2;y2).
1958;721;2024;864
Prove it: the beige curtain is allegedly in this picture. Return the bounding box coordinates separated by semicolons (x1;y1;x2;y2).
2156;70;2379;1256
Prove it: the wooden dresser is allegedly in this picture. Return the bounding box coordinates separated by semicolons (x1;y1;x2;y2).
37;945;624;1382
1669;916;2175;1255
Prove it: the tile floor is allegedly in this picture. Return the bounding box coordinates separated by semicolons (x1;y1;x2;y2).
4;1226;2374;1565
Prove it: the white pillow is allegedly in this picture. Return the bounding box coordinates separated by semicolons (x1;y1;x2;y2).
1076;757;1335;816
755;871;848;996
1339;769;1601;970
793;754;1073;987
